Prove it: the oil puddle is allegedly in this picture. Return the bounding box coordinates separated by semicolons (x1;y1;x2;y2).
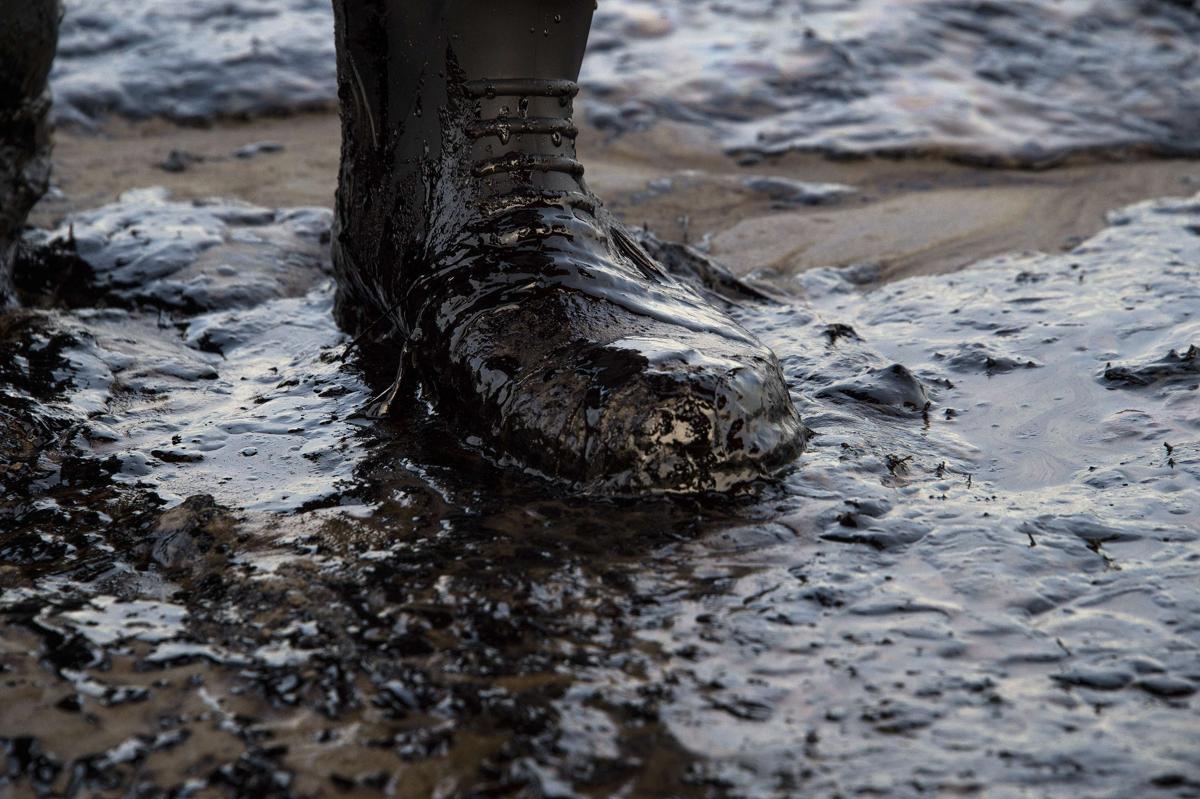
1;189;1198;796
12;188;360;512
51;0;1200;164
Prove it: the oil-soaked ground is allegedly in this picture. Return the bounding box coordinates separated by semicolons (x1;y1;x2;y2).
8;0;1200;795
51;0;1200;163
1;183;1197;796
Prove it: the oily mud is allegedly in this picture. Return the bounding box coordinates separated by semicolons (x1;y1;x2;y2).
51;0;1200;165
2;188;1197;797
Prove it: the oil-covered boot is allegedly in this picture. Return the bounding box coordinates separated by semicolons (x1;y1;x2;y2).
0;0;59;308
331;0;806;493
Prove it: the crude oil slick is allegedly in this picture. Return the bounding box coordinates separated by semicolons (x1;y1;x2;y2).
3;0;1199;796
52;0;1200;163
2;186;1197;796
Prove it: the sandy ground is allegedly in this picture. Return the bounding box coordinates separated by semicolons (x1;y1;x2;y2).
33;110;1200;283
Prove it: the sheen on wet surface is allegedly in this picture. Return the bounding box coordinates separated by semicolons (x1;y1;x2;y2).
1;187;1197;797
5;0;1200;795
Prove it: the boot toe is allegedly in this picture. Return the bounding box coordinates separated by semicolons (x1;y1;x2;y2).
572;333;806;493
442;291;805;494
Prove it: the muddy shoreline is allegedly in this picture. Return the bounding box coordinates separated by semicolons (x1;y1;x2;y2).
4;0;1200;793
2;108;1198;796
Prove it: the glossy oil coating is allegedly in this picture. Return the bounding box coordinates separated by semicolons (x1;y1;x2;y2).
328;0;806;493
2;1;1198;795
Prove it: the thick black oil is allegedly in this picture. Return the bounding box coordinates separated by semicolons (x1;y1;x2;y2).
4;0;1198;796
1;187;1197;797
51;0;1200;164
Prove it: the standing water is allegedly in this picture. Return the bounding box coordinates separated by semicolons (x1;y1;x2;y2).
49;0;1200;162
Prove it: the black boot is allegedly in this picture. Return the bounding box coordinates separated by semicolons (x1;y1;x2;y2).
0;0;59;308
331;0;806;493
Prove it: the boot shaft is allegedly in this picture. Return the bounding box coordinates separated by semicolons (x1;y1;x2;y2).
0;0;60;109
333;0;594;174
0;0;60;308
331;0;597;315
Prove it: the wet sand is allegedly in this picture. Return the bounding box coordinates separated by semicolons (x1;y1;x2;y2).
34;111;1200;283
